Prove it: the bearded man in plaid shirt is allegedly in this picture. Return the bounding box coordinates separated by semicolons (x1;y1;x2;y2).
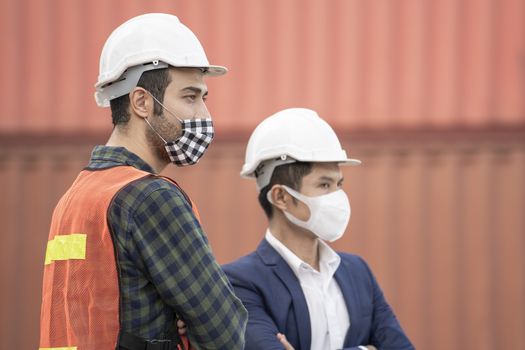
39;13;247;350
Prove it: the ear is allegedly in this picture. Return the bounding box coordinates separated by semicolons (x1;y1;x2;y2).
129;87;151;119
269;185;293;212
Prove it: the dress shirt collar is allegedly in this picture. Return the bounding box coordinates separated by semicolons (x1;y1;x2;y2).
265;229;341;279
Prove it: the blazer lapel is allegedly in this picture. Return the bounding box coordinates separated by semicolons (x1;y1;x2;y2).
257;239;311;350
334;258;361;345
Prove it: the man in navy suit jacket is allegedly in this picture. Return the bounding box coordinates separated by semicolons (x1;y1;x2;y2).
223;108;414;350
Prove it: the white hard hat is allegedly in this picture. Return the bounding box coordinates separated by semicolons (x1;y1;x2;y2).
241;108;361;190
94;13;227;107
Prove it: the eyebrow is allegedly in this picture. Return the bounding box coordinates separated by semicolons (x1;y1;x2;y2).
318;175;344;183
181;86;208;97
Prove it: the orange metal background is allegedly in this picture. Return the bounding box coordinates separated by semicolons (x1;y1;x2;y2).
1;0;524;349
1;0;524;133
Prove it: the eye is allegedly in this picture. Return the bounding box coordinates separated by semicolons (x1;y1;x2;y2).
319;183;330;189
202;95;208;103
184;95;197;102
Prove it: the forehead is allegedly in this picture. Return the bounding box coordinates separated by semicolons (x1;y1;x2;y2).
166;67;207;89
303;162;342;181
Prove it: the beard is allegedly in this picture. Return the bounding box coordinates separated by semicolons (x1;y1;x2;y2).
145;112;182;165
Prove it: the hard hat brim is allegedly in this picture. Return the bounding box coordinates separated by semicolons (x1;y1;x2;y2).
203;65;228;76
240;157;362;179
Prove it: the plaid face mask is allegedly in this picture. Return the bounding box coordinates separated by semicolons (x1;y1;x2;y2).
163;118;214;166
145;93;215;166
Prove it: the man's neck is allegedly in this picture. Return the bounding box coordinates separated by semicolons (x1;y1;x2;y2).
269;218;320;271
106;128;166;174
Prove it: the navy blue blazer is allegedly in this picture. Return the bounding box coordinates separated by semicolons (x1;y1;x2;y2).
223;239;414;350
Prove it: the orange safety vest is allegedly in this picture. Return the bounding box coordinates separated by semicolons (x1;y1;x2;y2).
40;166;196;350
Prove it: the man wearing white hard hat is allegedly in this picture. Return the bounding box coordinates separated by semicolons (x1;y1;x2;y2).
223;108;413;350
39;13;247;350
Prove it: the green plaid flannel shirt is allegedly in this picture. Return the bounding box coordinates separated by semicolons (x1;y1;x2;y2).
87;146;247;349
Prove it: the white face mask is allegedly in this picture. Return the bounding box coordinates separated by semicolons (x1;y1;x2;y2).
269;185;351;242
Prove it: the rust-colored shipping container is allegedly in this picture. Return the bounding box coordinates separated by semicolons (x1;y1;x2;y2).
1;0;524;349
1;134;524;349
1;0;524;134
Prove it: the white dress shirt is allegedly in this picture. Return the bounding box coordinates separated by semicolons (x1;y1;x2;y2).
265;230;350;350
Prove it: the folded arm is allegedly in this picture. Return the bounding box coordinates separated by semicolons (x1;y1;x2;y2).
132;186;248;349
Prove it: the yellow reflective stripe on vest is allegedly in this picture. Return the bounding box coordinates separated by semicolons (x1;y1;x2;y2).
39;347;77;350
44;234;87;265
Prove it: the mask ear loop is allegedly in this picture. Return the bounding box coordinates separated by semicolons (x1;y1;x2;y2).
266;185;298;207
144;90;188;143
266;186;276;205
143;117;168;143
146;90;184;124
266;184;290;205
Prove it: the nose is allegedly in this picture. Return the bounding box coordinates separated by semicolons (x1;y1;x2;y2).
195;99;211;119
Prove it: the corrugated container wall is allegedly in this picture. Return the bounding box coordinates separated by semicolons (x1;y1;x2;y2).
1;0;524;133
1;1;524;350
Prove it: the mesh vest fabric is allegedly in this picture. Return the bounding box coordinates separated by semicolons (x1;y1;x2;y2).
40;166;197;350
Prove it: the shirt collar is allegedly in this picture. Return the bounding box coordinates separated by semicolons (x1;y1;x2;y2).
265;229;304;277
318;239;341;273
265;229;341;278
87;145;156;173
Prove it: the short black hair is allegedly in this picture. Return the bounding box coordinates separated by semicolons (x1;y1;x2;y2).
258;162;313;218
109;68;171;126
